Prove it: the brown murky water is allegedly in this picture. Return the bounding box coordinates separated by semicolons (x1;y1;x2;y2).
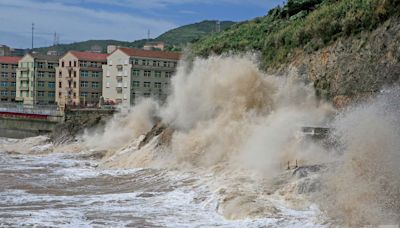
1;150;305;227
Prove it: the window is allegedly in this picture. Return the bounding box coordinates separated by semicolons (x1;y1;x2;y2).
59;71;62;77
37;62;44;68
132;81;140;87
92;71;100;78
134;59;139;65
132;69;140;76
80;61;88;67
80;71;89;77
0;81;8;87
154;82;161;88
0;90;8;96
165;72;172;78
49;72;55;78
143;92;151;97
73;81;76;88
80;81;89;88
1;64;8;69
11;82;16;87
48;91;55;97
1;72;8;78
91;92;99;98
117;65;123;72
37;81;45;87
37;71;45;78
73;71;76;77
11;91;16;96
11;64;18;69
143;82;151;88
11;73;16;78
155;71;161;78
163;61;167;67
48;63;55;69
37;91;45;97
80;92;88;97
59;82;62;88
92;82;99;88
69;61;72;67
61;61;64;67
74;61;77;67
48;82;55;88
164;83;169;88
144;70;151;77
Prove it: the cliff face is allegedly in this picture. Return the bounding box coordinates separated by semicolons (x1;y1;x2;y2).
273;18;400;107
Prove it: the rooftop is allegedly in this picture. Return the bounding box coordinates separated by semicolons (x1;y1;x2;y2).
70;51;108;61
30;53;60;62
118;47;181;60
0;56;21;64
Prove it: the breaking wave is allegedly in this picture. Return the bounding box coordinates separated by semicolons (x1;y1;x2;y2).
10;54;398;226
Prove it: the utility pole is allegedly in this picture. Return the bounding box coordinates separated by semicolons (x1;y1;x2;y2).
31;23;34;49
147;29;150;41
216;21;221;33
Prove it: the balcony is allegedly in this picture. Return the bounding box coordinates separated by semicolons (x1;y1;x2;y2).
18;67;29;72
20;86;29;91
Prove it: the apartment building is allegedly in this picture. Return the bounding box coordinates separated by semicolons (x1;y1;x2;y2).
16;53;59;106
56;51;107;107
102;48;181;109
0;56;21;102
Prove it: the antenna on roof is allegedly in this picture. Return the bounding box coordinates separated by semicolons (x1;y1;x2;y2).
31;23;34;49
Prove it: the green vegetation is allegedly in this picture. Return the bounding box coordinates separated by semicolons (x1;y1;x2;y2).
33;20;235;54
154;20;236;49
192;0;400;68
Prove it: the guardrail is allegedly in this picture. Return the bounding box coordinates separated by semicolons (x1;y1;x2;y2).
0;103;62;116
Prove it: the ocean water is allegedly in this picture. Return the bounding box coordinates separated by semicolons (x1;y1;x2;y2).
0;149;323;227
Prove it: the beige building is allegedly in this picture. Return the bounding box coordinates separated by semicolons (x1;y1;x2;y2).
56;51;107;107
0;56;21;102
102;48;180;109
143;42;165;51
16;53;59;106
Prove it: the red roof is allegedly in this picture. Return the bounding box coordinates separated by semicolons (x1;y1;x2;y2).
119;48;181;60
69;51;108;61
0;56;21;64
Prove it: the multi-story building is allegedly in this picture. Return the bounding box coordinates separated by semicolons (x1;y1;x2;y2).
56;51;107;107
102;47;181;109
0;45;11;56
16;53;59;106
0;56;21;102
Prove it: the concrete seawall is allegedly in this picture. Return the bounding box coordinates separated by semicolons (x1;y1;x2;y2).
0;109;115;139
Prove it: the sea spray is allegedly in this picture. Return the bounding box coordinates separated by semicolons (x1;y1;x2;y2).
80;54;400;225
318;88;400;226
94;54;335;220
82;99;158;151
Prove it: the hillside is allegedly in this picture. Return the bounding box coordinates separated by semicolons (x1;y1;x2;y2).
33;20;235;54
154;20;236;47
191;0;400;105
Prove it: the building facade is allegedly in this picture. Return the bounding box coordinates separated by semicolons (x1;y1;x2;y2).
0;56;21;102
16;54;59;106
0;45;11;56
102;48;180;109
56;51;107;107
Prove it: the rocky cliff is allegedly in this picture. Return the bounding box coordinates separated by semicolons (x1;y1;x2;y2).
279;18;400;107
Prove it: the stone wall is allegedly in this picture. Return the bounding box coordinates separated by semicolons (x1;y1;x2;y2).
51;109;115;144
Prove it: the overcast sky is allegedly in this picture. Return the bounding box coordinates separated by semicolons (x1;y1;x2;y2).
0;0;283;48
